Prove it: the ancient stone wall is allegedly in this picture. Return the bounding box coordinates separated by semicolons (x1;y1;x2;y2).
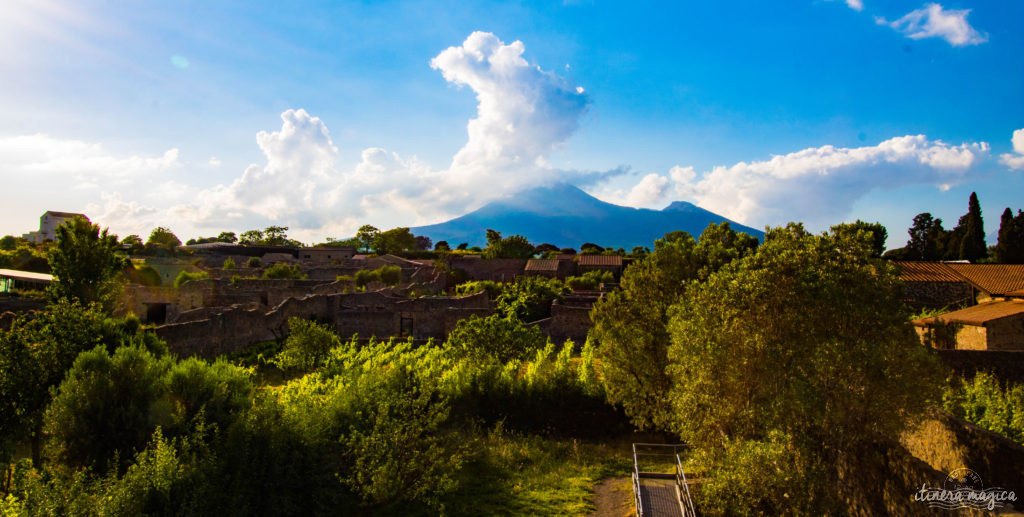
449;258;526;282
155;289;492;358
938;349;1024;383
985;315;1024;351
904;281;974;310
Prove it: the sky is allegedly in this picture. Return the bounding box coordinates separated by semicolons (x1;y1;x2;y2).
1;0;1022;250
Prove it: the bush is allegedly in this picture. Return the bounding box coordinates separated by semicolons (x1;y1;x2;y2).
446;314;545;363
944;372;1024;444
174;270;208;288
222;258;236;269
273;318;342;372
245;257;261;268
261;262;306;280
129;263;163;287
454;280;502;299
565;270;614;291
353;265;403;288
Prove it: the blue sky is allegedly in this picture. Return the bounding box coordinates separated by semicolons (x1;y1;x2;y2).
1;0;1022;249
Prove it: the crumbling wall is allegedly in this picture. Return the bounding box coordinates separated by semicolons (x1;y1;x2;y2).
449;258;526;282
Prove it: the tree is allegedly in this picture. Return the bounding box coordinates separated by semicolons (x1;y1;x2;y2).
217;231;238;243
456;243;468;251
355;225;380;253
446;313;545;363
273;318;342;371
947;192;988;261
0;301;164;467
905;213;947;260
48;216;125;308
665;224;941;512
591;223;758;429
995;208;1024;263
434;240;450;251
414;235;432;251
494;276;568;322
579;243;604;255
373;228;417;255
238;229;264;245
482;230;534;259
829;220;888;258
263;226;290;246
261;262;306;279
146;227;181;255
0;235;17;251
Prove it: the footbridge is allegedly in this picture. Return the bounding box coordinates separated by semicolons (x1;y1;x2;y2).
631;443;698;517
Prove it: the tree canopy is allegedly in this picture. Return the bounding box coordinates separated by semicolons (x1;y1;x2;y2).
47;216;125;308
482;229;534;259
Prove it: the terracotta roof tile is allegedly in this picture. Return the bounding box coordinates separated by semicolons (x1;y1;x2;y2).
894;261;964;283
945;264;1024;296
525;259;560;271
914;299;1024;327
577;255;623;267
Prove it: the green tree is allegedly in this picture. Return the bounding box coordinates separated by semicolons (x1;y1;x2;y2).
47;216;125;308
995;208;1024;263
829;220;888;258
591;223;758;430
355;225;380;253
0;235;17;251
905;212;947;260
373;227;417;255
446;313;545;363
273;318;342;372
948;192;988;261
238;229;264;245
482;230;534;259
665;224;942;512
434;240;451;251
0;301;162;467
146;227;182;255
217;231;238;243
494;276;568;322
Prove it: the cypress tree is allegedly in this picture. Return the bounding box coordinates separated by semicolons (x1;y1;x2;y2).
996;208;1024;263
957;192;987;261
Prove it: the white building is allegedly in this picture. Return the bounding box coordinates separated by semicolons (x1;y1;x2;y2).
22;211;88;244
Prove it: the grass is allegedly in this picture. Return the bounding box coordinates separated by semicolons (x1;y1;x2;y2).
434;426;633;516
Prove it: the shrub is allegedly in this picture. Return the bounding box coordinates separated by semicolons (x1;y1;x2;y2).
130;263;163;287
174;270;208;288
273;318;342;372
245;257;261;268
222;258;236;269
565;270;614;291
454;280;502;299
261;262;306;280
944;372;1024;444
446;314;545;363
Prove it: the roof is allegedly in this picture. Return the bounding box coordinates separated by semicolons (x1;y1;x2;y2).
945;264;1024;296
43;211;86;219
525;259;561;272
0;269;54;282
895;261;966;283
577;254;623;267
1008;289;1024;298
914;299;1024;327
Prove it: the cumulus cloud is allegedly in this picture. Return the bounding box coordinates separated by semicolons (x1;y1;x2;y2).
999;128;1024;170
845;0;863;11
878;3;987;46
163;31;596;242
608;135;988;229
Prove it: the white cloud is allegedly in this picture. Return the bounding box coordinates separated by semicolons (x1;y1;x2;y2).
846;0;863;11
208;156;221;167
0;134;179;183
1000;128;1024;170
162;32;595;242
608;135;988;229
879;3;987;46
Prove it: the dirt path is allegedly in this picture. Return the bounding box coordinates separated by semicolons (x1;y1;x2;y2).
589;476;635;517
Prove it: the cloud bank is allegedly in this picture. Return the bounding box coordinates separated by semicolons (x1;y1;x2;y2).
878;3;987;46
603;135;989;229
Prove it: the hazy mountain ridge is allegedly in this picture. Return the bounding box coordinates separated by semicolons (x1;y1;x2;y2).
411;183;764;249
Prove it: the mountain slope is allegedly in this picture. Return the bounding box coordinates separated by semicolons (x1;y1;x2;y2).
411;183;763;249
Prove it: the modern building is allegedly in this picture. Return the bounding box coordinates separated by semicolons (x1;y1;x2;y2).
22;211;88;244
0;269;54;293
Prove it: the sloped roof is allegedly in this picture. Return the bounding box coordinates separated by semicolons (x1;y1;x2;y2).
525;259;561;272
945;263;1024;296
895;261;965;283
0;269;54;282
914;299;1024;327
577;254;623;267
1008;289;1024;298
43;211;86;219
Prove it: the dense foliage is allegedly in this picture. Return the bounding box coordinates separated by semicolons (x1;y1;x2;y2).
944;372;1024;445
47;217;125;309
173;270;209;288
261;262;307;280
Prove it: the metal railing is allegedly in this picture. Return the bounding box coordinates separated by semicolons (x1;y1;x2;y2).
630;443;698;517
632;444;645;517
676;453;697;517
